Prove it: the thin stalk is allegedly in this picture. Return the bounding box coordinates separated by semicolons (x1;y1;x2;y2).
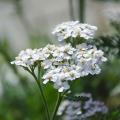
78;0;86;23
30;67;50;120
51;93;63;120
38;66;50;120
69;0;74;20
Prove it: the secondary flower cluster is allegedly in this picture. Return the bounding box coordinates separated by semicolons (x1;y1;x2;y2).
52;21;97;41
57;93;108;120
11;48;43;67
11;43;107;92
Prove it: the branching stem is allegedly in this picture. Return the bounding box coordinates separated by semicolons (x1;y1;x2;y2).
30;66;50;120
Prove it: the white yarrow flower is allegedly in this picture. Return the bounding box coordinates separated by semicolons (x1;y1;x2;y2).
41;44;107;92
52;21;97;41
11;43;107;92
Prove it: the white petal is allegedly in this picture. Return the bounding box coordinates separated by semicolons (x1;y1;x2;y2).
58;87;64;92
43;79;49;84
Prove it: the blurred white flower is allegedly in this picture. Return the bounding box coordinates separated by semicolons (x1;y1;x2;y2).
58;93;108;120
52;21;97;41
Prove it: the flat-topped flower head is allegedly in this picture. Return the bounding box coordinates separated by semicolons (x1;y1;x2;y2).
42;44;107;92
52;21;97;42
11;44;107;92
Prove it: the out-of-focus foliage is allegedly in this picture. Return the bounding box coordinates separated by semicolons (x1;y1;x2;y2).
91;107;120;120
29;35;52;48
0;78;57;120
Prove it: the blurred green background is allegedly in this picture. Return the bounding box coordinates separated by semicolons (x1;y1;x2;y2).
0;0;120;120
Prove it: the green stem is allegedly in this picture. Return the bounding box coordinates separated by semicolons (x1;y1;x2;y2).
69;0;74;20
38;66;51;120
78;0;86;23
30;67;50;120
51;93;63;120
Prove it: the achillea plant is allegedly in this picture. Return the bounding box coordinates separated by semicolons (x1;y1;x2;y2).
11;21;107;120
57;93;108;120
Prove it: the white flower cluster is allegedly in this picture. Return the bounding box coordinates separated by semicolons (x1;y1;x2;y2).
11;44;107;92
42;43;107;92
57;93;108;120
11;48;44;67
52;21;97;41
